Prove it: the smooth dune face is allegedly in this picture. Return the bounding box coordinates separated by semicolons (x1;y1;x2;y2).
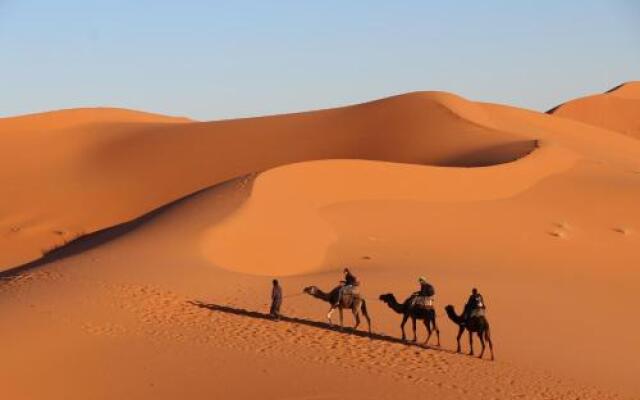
1;86;640;399
549;81;640;139
201;145;579;276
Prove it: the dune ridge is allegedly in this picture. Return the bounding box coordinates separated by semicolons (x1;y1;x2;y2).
0;107;192;130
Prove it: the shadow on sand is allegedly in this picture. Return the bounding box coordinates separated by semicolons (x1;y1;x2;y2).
0;177;253;281
188;300;456;354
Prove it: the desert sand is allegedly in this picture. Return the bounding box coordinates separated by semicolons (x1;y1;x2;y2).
1;83;639;399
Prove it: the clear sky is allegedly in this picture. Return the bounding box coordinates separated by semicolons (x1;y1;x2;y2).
1;1;638;120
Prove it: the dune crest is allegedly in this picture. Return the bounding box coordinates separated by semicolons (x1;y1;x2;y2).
0;107;192;130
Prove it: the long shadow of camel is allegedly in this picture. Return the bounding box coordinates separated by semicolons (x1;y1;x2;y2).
188;300;458;355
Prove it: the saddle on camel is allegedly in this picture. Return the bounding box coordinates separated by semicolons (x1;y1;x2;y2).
410;276;435;309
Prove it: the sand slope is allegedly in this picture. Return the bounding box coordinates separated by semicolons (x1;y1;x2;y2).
1;86;640;399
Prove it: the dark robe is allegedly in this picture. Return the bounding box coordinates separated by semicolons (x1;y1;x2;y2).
270;285;283;316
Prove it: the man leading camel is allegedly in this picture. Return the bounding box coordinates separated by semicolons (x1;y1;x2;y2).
270;279;283;320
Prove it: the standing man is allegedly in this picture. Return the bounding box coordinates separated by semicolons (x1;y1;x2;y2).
270;279;283;320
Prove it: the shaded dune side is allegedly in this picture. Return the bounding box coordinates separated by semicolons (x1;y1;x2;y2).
0;92;537;270
547;82;640;139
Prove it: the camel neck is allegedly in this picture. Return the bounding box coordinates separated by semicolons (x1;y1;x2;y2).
312;289;331;303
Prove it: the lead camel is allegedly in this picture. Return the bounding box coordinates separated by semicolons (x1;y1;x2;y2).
303;285;372;334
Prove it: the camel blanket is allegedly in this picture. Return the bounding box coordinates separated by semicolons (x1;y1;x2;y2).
469;308;486;318
340;285;359;304
411;295;434;309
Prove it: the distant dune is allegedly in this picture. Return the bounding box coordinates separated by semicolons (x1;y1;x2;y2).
0;107;192;130
548;81;640;139
1;85;639;399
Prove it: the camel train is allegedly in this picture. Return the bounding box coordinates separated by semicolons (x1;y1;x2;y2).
301;269;494;361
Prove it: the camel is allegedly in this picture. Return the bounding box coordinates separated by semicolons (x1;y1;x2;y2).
445;305;494;360
379;293;440;346
303;285;371;334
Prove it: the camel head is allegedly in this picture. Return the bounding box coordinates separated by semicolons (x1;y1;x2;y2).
303;286;318;295
379;293;395;304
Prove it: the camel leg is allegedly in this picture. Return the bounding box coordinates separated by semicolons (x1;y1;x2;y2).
456;326;464;353
478;330;486;359
468;331;474;356
327;306;335;325
339;307;344;329
433;316;441;347
361;301;372;336
486;329;495;361
411;316;417;342
400;314;409;341
423;319;432;345
353;306;361;330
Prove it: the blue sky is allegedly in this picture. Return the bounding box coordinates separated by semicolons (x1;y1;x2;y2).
1;1;638;120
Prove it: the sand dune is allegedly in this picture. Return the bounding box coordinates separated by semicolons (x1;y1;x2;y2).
549;81;640;139
2;90;639;271
1;85;640;399
1;92;537;270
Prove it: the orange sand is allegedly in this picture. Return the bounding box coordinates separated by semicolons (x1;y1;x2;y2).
1;84;639;399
